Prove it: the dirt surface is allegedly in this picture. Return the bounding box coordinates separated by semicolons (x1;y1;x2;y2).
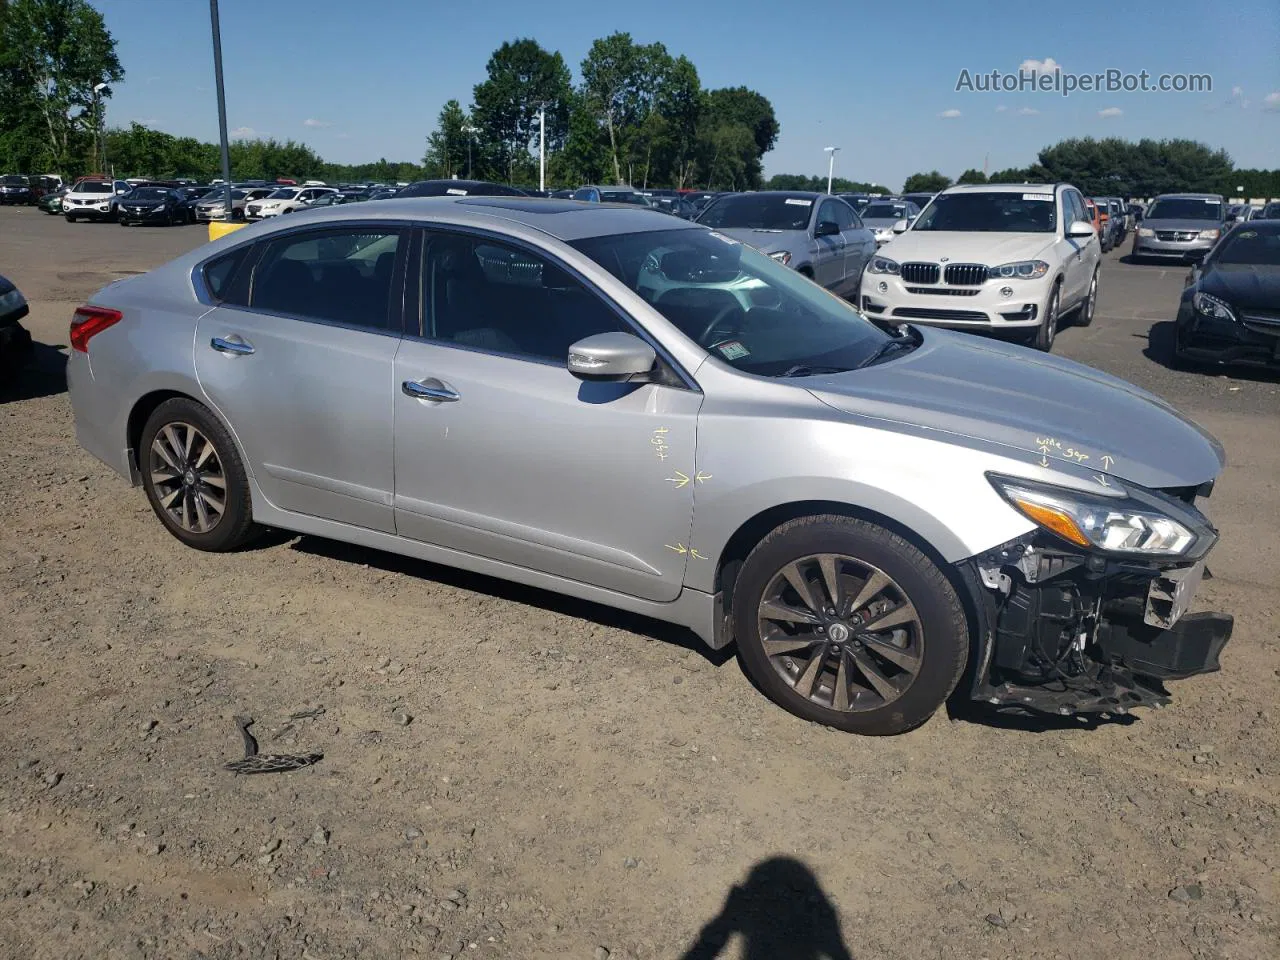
1;207;1278;960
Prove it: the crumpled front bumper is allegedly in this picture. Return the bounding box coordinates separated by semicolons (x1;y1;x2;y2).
957;534;1232;718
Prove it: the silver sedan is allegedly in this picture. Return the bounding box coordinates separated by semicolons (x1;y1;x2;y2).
67;198;1232;734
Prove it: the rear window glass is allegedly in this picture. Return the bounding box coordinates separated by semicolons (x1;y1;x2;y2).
204;247;249;302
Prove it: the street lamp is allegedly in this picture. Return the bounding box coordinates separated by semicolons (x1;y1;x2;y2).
462;124;477;179
92;82;109;174
533;105;546;193
824;146;840;195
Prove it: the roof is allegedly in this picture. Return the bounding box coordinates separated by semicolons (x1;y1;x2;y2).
942;183;1059;194
1151;192;1224;200
226;195;700;243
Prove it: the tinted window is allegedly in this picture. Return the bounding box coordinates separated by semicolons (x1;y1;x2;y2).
698;194;814;231
831;200;856;231
203;247;249;303
862;203;907;219
420;232;626;362
914;191;1056;233
1210;225;1280;265
131;188;171;201
571;228;893;376
816;200;844;231
1146;198;1223;221
249;229;401;330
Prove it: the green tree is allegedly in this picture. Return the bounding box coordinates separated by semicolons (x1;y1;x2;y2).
902;171;952;193
423;99;469;179
471;38;572;182
702;86;779;156
0;0;123;176
579;32;667;184
956;168;987;184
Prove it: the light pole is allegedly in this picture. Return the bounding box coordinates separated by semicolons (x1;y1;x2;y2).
208;0;233;219
535;104;546;193
824;146;840;195
462;124;476;179
92;82;108;173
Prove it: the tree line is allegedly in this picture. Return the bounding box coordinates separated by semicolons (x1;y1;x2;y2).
421;34;778;191
773;138;1279;200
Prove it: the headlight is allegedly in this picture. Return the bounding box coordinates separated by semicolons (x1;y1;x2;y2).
1193;292;1235;321
989;476;1200;557
0;288;26;313
769;251;792;266
1138;227;1154;237
867;256;900;275
989;260;1050;280
1198;229;1220;240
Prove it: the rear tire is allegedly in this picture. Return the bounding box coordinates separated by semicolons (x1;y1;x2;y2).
139;398;259;552
732;515;968;735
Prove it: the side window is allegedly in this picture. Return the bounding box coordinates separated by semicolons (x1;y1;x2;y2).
420;232;626;363
816;201;840;231
1062;191;1083;228
831;200;856;231
249;228;402;330
203;246;250;304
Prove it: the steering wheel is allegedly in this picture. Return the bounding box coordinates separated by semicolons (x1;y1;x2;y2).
697;300;744;346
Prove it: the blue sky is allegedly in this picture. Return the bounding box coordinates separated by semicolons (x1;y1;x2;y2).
97;0;1278;188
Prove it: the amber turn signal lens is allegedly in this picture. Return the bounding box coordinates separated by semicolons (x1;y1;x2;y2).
1010;498;1092;548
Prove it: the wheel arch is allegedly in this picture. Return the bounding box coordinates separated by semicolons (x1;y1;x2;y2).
125;387;251;486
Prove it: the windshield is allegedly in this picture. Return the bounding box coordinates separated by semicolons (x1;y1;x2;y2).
912;191;1056;233
72;180;109;193
570;227;892;376
600;191;648;205
698;194;813;231
1211;226;1280;266
266;188;297;200
130;188;170;201
1146;198;1223;221
862;203;907;219
1;175;26;185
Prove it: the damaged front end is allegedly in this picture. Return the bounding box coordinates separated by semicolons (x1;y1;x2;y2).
959;476;1233;718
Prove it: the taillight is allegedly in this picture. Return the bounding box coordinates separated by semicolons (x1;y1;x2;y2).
70;305;123;353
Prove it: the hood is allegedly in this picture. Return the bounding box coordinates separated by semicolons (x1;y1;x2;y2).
124;198;167;208
805;328;1225;490
876;230;1055;264
1199;262;1280;312
1143;218;1221;233
715;226;806;255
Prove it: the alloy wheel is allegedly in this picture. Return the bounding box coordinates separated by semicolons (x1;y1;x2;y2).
756;554;924;712
148;422;227;533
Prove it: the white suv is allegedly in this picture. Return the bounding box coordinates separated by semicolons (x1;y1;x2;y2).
859;183;1101;351
63;178;131;222
244;186;338;220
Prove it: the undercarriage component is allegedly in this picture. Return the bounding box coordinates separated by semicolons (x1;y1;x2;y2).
959;534;1232;719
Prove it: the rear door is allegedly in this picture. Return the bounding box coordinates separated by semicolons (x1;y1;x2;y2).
194;224;407;532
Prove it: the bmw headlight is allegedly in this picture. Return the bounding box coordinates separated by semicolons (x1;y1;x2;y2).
867;256;900;275
1193;292;1235;321
989;260;1050;280
989;475;1211;558
769;251;792;266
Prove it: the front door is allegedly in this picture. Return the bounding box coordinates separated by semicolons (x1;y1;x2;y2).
813;199;847;290
391;230;702;602
194;224;407;532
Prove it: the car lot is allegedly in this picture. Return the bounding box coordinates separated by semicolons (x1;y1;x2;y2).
1;205;1277;959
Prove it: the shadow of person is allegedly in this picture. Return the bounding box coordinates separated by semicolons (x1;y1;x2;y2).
678;857;854;960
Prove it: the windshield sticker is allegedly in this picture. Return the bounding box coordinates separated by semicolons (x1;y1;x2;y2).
445;188;468;196
709;231;739;245
784;198;812;206
1022;193;1054;202
713;340;750;360
1237;230;1257;239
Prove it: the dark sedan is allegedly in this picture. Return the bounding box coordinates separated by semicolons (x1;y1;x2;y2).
0;175;34;205
117;187;186;226
0;272;33;383
1175;220;1280;370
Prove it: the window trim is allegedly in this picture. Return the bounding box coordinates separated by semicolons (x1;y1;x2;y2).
196;220;412;337
406;223;699;391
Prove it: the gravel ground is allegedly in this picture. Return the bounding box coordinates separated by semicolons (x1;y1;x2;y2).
1;207;1277;960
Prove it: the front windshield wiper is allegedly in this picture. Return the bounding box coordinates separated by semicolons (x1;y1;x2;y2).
857;326;922;368
778;364;850;378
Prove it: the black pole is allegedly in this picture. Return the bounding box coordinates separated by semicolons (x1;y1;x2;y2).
209;0;233;220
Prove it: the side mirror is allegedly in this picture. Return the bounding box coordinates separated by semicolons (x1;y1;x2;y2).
1068;220;1095;238
892;219;909;234
567;332;657;382
814;220;841;237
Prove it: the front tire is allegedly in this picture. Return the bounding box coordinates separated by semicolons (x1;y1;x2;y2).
139;398;258;552
732;515;968;735
1075;270;1098;327
1031;284;1060;351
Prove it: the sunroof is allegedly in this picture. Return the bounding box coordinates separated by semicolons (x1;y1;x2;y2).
459;198;585;214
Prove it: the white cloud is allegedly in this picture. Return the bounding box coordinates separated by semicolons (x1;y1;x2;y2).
1097;107;1123;118
995;104;1008;113
1264;91;1280;111
303;118;332;128
1017;107;1040;116
1019;57;1061;75
230;126;256;137
938;108;962;119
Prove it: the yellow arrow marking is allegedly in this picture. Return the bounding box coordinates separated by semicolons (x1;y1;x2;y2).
665;543;688;555
1101;455;1115;470
667;470;691;488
